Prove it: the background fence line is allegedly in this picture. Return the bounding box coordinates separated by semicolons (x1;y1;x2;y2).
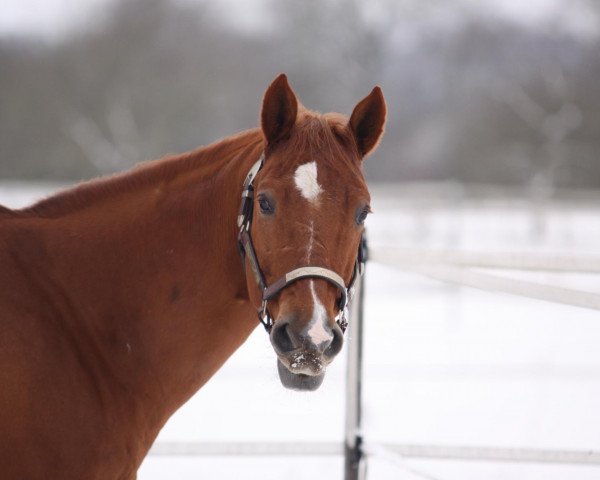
149;441;600;466
370;246;600;273
370;246;600;311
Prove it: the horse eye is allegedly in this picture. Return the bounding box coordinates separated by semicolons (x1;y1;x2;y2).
258;195;275;215
356;206;370;225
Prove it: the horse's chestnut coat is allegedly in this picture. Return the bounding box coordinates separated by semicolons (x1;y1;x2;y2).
0;74;385;478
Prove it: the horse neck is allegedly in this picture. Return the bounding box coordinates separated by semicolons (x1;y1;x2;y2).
33;135;264;440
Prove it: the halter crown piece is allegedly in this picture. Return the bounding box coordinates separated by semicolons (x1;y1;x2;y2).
237;153;366;333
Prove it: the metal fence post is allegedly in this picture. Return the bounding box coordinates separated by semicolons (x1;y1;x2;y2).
344;260;366;480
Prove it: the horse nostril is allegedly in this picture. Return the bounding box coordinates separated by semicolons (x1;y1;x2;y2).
324;324;344;359
271;321;296;354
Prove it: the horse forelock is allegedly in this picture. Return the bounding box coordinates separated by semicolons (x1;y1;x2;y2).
287;112;356;162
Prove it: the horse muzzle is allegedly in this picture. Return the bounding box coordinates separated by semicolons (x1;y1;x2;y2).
270;317;344;391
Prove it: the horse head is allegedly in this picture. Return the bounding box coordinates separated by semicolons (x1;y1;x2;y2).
242;74;386;390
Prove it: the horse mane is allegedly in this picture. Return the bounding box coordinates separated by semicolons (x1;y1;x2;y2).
20;129;264;218
0;205;16;218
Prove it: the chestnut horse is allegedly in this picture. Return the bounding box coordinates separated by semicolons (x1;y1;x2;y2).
0;74;386;479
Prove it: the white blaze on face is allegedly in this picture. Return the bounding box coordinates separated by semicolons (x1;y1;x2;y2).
306;280;333;346
294;161;323;202
293;161;332;346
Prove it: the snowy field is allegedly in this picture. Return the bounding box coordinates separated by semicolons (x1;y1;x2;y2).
2;182;600;480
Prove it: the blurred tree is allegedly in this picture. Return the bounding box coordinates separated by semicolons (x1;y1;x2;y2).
0;0;273;179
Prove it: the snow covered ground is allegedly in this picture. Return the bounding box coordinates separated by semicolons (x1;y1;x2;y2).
2;182;600;480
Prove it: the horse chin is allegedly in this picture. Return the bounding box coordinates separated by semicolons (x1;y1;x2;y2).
277;359;325;391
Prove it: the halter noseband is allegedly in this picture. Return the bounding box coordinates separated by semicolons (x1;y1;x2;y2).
237;153;366;333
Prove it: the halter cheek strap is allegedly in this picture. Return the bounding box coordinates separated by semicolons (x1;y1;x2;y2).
237;154;366;333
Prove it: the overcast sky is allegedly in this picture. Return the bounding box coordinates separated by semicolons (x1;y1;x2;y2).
0;0;270;39
0;0;597;41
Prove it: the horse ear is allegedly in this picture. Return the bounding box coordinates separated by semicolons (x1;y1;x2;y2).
348;86;387;158
261;74;298;145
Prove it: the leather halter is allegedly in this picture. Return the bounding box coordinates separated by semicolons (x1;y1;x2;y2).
237;153;366;333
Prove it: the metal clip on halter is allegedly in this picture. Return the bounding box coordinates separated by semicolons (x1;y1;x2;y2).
257;299;272;332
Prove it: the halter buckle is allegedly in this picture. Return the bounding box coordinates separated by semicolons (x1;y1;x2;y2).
336;306;349;333
258;299;273;333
